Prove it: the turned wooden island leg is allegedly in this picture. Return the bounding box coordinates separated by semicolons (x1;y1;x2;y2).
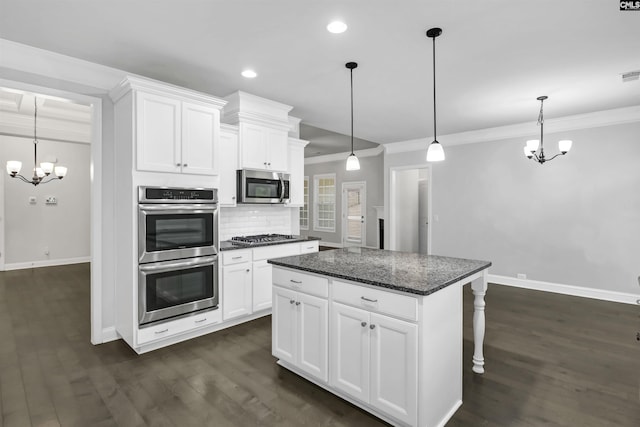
470;269;488;374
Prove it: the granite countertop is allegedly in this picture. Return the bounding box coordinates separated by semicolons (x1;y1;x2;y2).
268;247;491;296
219;235;321;251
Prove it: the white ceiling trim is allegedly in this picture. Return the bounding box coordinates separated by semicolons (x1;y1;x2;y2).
382;105;640;154
1;38;127;91
305;145;383;165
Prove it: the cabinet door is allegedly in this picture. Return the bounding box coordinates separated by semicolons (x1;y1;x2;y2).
369;313;418;426
240;123;268;170
222;263;252;320
136;92;181;173
252;260;272;312
219;129;238;206
266;128;288;171
272;286;297;365
298;293;328;382
181;102;219;175
287;140;305;206
330;302;369;403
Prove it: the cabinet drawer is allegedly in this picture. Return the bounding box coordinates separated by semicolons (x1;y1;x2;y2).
299;241;319;254
137;309;221;345
273;267;328;298
222;249;252;265
332;280;418;322
253;243;301;261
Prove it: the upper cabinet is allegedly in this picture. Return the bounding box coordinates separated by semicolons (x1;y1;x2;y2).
111;76;227;175
222;91;293;173
219;124;239;206
287;138;309;207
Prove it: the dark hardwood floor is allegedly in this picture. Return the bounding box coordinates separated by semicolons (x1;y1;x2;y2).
0;264;638;426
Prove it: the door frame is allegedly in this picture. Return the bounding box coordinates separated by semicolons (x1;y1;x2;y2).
0;170;4;271
341;181;366;247
0;78;104;344
389;165;432;254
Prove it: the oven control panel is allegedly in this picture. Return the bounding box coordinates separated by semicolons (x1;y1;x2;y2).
139;186;218;203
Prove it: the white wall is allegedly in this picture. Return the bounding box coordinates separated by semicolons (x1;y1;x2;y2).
392;169;419;252
385;121;640;295
1;135;90;267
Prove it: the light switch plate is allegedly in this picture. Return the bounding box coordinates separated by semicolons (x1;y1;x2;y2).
29;196;36;205
45;196;57;205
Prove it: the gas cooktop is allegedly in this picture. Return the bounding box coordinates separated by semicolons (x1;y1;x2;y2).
230;234;296;245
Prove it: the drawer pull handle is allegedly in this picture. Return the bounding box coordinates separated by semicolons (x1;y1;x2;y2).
290;299;295;304
361;296;378;303
155;329;169;334
195;318;207;324
370;324;376;330
290;279;302;284
295;301;301;306
361;321;367;327
232;256;242;260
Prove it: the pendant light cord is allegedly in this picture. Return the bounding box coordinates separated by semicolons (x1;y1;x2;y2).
432;35;437;141
33;97;39;169
537;97;544;152
350;67;354;155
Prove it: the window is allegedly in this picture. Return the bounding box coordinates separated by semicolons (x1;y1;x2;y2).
300;176;309;230
313;174;336;232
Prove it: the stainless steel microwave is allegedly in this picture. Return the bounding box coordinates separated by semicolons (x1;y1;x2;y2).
237;169;290;204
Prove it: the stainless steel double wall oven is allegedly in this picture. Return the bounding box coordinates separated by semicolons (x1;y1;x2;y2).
138;187;219;326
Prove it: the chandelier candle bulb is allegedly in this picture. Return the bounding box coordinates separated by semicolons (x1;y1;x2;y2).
6;160;22;176
558;140;573;154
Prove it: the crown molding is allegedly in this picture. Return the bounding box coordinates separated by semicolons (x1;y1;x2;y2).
288;137;310;148
109;76;227;108
0;38;126;91
304;145;383;165
383;105;640;154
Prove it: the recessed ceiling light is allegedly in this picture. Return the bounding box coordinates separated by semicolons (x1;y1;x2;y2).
327;21;347;34
241;69;257;78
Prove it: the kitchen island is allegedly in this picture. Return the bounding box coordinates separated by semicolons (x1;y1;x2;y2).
268;247;491;427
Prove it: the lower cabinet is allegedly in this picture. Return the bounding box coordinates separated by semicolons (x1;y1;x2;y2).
222;262;252;320
272;285;328;382
330;301;418;426
252;260;272;312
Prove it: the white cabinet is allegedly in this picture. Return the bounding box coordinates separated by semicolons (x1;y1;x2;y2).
239;123;288;171
222;261;253;321
252;260;273;312
287;138;309;207
273;285;329;382
219;126;239;206
329;302;418;426
135;91;221;175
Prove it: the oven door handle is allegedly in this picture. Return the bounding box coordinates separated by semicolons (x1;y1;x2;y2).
139;256;217;272
139;203;216;211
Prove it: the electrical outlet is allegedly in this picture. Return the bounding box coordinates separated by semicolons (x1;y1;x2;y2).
44;247;50;256
29;196;36;205
45;196;57;205
517;273;527;280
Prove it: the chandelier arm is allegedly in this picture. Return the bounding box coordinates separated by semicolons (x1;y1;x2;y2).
545;153;565;162
38;176;60;185
12;174;32;184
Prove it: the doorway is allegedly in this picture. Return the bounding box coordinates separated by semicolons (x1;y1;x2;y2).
342;181;366;247
389;166;431;254
0;78;103;344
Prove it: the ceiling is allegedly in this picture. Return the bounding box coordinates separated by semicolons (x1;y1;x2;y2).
1;1;638;153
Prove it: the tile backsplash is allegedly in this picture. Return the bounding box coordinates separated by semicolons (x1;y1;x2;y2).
219;206;293;240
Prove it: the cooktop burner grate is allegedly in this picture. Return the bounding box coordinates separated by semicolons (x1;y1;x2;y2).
231;234;295;245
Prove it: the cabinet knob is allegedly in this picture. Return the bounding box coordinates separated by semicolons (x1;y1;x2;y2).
268;162;271;166
232;196;236;200
361;321;367;327
176;163;181;167
183;163;188;167
264;162;267;165
370;324;376;330
246;269;250;272
295;301;301;306
290;299;295;304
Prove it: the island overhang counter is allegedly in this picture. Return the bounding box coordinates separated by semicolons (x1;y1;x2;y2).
268;247;491;427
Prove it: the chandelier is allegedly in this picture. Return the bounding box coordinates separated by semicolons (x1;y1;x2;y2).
5;97;68;185
524;96;572;164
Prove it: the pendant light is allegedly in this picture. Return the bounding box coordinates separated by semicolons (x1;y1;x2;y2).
426;27;445;162
345;61;360;171
524;96;572;164
6;97;68;185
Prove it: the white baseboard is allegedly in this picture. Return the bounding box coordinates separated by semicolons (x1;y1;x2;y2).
4;256;91;271
100;326;119;344
488;274;640;305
